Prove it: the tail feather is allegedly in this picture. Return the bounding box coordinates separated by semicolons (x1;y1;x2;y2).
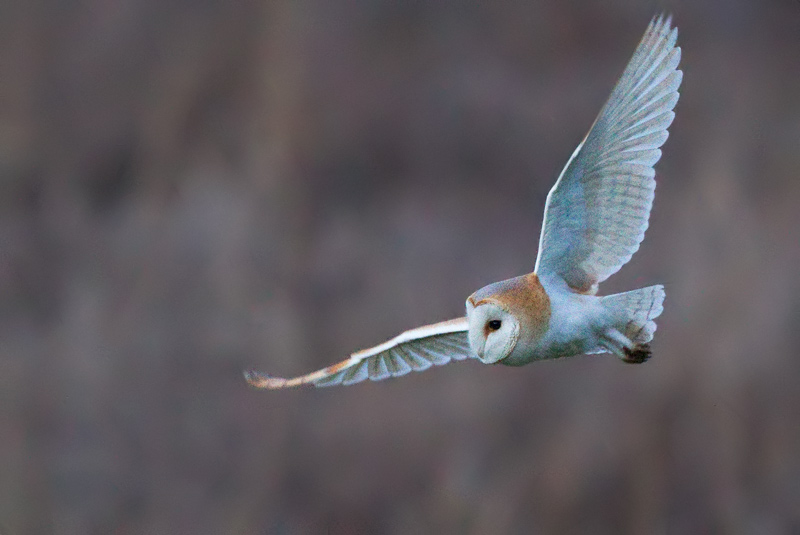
601;284;665;344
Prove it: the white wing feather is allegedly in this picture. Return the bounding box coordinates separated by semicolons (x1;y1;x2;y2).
245;318;474;389
534;15;682;293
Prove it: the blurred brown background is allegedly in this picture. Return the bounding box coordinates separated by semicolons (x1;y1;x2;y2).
2;0;799;533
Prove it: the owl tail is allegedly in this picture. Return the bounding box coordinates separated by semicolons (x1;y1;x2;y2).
601;284;665;345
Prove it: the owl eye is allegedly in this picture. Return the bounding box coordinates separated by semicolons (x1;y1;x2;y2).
487;320;502;331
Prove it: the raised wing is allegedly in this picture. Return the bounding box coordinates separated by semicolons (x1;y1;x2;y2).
245;318;474;389
534;15;682;294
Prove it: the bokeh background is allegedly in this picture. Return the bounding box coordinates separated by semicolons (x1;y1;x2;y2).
2;0;800;533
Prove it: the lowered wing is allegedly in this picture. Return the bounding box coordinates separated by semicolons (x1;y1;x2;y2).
245;318;474;389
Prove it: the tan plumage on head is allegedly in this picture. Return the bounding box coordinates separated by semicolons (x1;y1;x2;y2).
465;273;550;364
246;15;680;389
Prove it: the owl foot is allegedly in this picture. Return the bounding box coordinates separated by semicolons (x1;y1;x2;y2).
622;343;651;364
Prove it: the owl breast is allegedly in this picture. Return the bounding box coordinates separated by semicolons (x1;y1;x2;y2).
504;276;609;365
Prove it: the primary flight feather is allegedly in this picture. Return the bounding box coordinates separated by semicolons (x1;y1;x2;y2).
246;15;681;389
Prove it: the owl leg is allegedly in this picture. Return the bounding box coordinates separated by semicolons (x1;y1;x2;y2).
600;328;651;364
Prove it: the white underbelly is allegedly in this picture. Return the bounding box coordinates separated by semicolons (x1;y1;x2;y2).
501;286;608;366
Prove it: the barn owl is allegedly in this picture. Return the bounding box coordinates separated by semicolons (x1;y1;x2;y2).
245;15;681;389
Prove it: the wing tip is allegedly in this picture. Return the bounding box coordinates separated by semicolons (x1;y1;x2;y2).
244;369;294;390
652;12;675;29
648;13;677;44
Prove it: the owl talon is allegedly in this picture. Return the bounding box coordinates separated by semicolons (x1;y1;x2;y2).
622;343;651;364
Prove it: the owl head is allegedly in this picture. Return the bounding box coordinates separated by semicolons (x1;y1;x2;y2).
466;273;551;364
